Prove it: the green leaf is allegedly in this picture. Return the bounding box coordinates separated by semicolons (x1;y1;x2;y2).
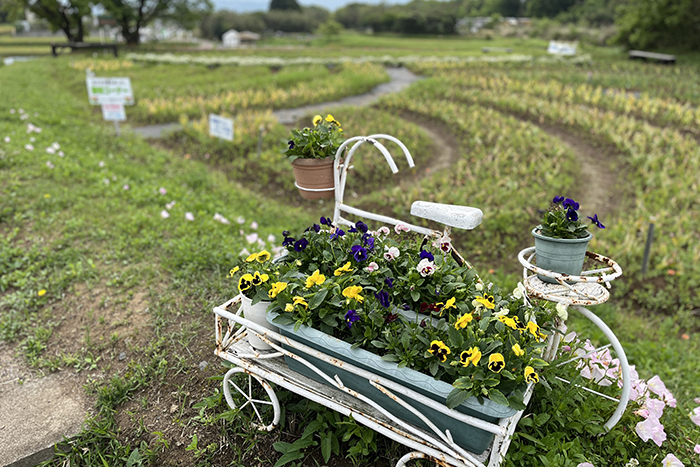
453;377;473;389
370;340;386;349
507;396;527;411
448;325;463;347
272;314;294;325
529;358;549;369
321;432;332;463
411;290;420;302
308;289;329;310
483;340;503;354
273;451;304;467
446;388;470;409
487;388;509;407
381;354;399;362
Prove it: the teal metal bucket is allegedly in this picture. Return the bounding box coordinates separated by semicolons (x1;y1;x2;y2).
532;227;592;283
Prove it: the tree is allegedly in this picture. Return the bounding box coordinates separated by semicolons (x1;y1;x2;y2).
101;0;211;45
525;0;577;18
317;18;342;41
21;0;90;42
614;0;700;50
269;0;300;12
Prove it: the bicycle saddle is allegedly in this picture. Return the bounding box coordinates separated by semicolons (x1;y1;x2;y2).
410;201;483;231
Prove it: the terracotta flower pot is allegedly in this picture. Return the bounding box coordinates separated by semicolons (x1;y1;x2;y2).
291;158;335;200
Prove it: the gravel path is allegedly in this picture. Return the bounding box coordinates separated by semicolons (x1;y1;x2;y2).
131;67;423;138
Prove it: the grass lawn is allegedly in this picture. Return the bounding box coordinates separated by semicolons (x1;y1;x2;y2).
1;36;699;467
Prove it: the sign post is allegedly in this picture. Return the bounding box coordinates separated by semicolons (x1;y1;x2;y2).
86;76;134;136
209;114;234;142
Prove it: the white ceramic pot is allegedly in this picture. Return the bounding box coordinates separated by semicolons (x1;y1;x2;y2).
240;294;277;350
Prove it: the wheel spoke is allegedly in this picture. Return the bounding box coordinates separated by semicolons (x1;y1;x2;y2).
231;381;249;400
250;399;273;405
239;400;251;410
251;400;264;422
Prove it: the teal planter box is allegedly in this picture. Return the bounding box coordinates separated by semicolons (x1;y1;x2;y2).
532;227;592;283
268;313;516;455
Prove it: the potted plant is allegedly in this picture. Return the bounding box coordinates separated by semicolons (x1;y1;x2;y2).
532;196;606;283
285;114;344;200
248;217;557;454
228;250;283;350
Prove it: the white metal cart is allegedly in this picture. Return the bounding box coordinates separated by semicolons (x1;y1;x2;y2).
213;135;627;466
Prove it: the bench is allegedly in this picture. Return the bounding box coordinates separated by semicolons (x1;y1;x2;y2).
51;42;118;57
481;47;513;53
628;50;675;65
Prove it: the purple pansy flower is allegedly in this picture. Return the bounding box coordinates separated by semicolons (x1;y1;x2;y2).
385;277;394;288
282;230;290;237
330;229;345;240
419;250;434;262
562;198;580;211
320;217;333;226
553;195;565;204
355;221;368;233
282;236;295;247
288;140;295;149
566;208;578;222
345;309;360;328
374;290;390;308
351;244;368;261
587;214;605;229
384;313;398;323
312;224;321;233
363;234;375;251
348;226;358;233
294;238;309;251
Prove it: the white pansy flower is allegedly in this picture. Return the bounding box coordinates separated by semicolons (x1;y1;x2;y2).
556;302;569;321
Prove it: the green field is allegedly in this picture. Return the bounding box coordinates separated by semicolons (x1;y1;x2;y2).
1;36;699;467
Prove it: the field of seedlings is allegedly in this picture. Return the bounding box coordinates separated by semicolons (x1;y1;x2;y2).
1;43;699;467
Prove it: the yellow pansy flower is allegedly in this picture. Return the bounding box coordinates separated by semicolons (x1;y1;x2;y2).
313;115;322;126
284;303;294;312
251;271;269;286
325;114;335;122
428;340;451;362
334;262;354;277
475;294;496;309
228;266;239;277
238;274;254;291
512;344;525;357
305;270;326;288
342;285;364;303
488;353;505;373
256;250;271;262
524;366;539;383
454;313;473;329
499;315;518;330
245;253;258;263
527;321;546;340
444;297;457;310
292;296;308;309
268;282;288;299
459;347;481;367
38;289;47;297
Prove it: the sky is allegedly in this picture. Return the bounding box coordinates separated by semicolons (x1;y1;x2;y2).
211;0;412;13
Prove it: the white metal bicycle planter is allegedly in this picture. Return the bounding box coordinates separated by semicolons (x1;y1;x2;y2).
213;135;627;466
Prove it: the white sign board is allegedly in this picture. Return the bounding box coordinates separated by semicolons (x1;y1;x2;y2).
209;114;234;142
101;103;126;122
86;77;134;105
547;41;578;56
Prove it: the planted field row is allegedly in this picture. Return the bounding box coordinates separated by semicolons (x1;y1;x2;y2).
436;71;700;132
166;107;434;196
398;76;699;326
134;63;388;123
366;94;576;265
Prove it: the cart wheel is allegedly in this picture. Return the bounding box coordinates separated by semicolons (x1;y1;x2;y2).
223;367;280;431
395;452;444;467
553;305;631;432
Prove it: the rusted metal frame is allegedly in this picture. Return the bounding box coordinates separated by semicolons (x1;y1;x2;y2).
552;376;620;403
216;303;509;438
542;320;566;363
368;380;489;467
488;383;535;466
518;248;622;285
216;346;475;467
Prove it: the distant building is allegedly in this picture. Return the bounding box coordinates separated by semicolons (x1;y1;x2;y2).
222;29;240;48
239;31;261;46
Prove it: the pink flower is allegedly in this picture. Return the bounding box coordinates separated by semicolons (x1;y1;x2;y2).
46;161;54;169
394;223;410;234
160;210;170;219
98;161;105;167
433;235;452;253
384;246;399;261
694;444;700;454
250;221;259;230
3;136;9;143
416;258;436;277
24;144;34;151
694;397;700;404
165;201;176;210
245;233;259;244
51;142;60;150
577;463;595;467
213;213;231;225
635;416;666;447
377;226;390;236
267;234;276;243
158;187;167;195
58;151;65;157
123;184;130;190
660;453;684;467
185;212;194;221
236;216;245;224
634;397;665;420
690;407;700;426
365;262;379;272
46;147;55;154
